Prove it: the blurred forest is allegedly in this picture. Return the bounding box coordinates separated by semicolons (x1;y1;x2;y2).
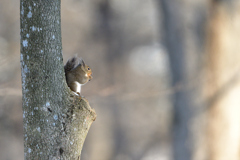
1;0;240;160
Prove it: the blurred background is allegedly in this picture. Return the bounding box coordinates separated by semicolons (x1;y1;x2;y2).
1;0;240;160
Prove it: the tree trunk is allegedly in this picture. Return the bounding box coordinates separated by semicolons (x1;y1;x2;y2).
158;0;207;160
206;1;240;160
20;0;96;159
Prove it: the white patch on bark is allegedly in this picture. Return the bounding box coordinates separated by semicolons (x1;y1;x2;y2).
21;9;24;15
31;26;36;31
21;2;24;15
53;114;58;120
22;65;29;77
46;101;50;107
43;101;50;112
21;54;30;108
23;111;25;118
20;54;23;62
27;11;32;18
22;40;28;47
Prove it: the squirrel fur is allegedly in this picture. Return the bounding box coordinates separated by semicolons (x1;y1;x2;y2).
64;56;92;95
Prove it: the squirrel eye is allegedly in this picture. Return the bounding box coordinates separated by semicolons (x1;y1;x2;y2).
87;67;90;70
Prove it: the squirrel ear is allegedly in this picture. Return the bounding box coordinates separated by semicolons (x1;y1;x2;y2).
81;59;86;67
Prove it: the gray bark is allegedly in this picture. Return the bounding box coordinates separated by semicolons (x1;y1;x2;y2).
20;0;96;159
158;0;207;160
160;2;192;159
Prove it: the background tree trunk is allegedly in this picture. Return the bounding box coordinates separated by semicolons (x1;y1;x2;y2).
206;1;240;159
158;0;207;159
20;0;96;159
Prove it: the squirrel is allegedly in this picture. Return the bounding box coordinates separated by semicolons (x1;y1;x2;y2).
64;55;92;95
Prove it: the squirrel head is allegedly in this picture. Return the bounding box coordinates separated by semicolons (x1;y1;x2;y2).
80;59;93;81
65;56;92;94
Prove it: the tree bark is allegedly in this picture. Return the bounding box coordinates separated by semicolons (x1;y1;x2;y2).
158;0;207;160
206;1;240;160
20;0;96;159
